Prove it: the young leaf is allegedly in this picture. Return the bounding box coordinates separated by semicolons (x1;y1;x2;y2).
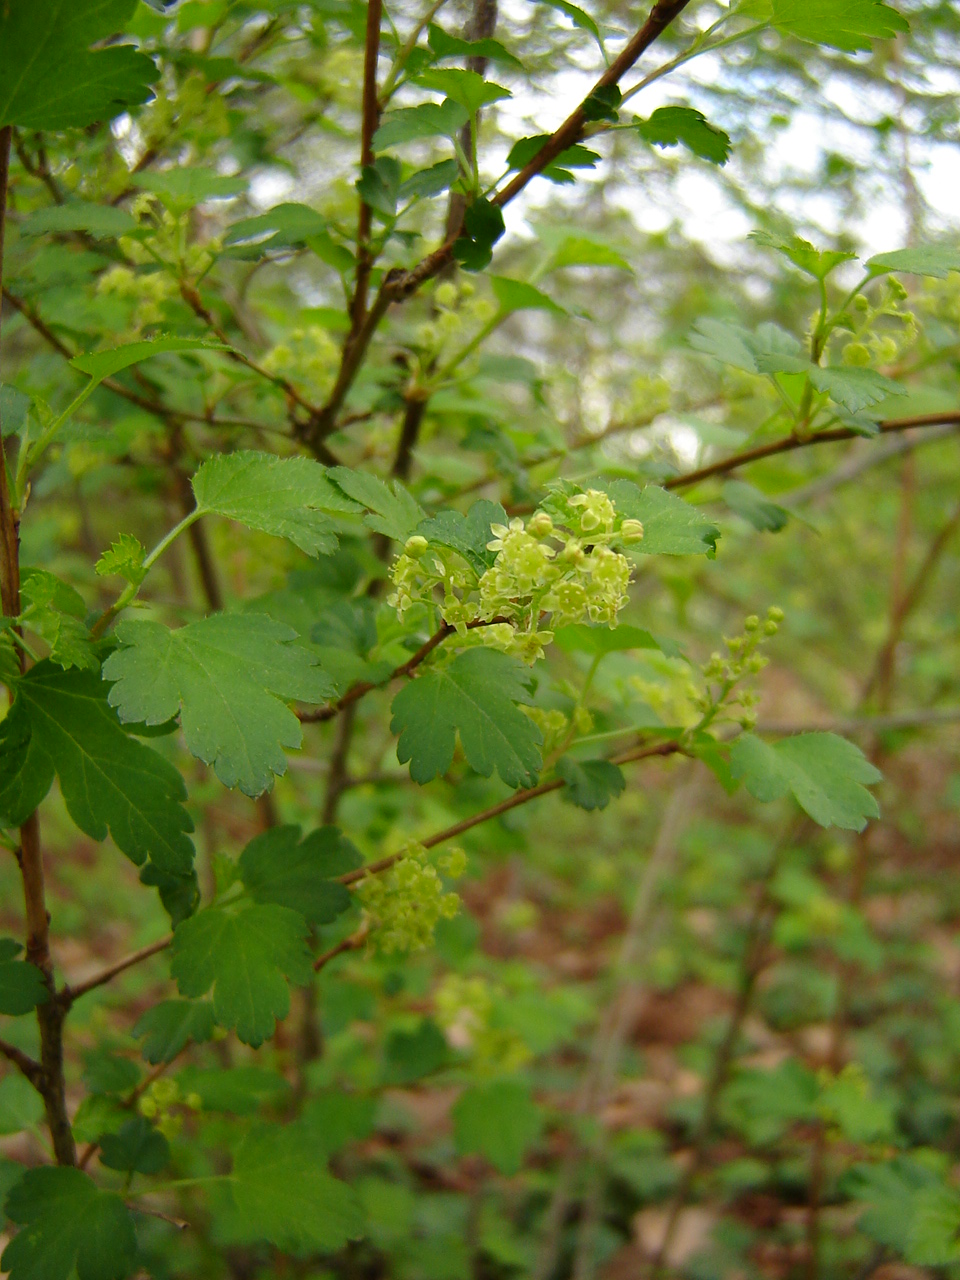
99;1117;170;1176
729;732;882;830
237;824;360;924
0;959;49;1016
556;757;626;810
133;1000;216;1065
19;203;137;240
808;366;905;414
602;482;720;555
223;203;328;252
95;535;146;587
415;498;507;574
635;106;731;165
398;159;460;203
506;135;600;183
750;229;856;280
0;1075;43;1136
356;156;402;218
0;662;195;876
427;24;524;69
170;903;313;1046
0;0;157;130
582;83;621;122
723;480;790;532
70;337;230;386
329;466;424;541
770;0;909;51
454;197;506;272
452;1080;543;1175
867;246;960;279
2;1166;137;1280
373;100;468;150
391;647;542;787
191;450;359;557
103;614;336;797
231;1123;365;1252
490;276;567;316
416;69;512;114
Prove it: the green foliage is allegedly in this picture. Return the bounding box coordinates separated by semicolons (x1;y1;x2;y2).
237;824;359;923
730;732;882;829
170;903;313;1046
391;647;542;786
231;1123;365;1252
0;0;156;130
452;1080;543;1174
132;1000;216;1065
556;757;626;810
2;1167;137;1280
0;663;195;875
191;451;359;557
99;1116;170;1175
103;614;334;796
0;944;48;1016
635;106;732;165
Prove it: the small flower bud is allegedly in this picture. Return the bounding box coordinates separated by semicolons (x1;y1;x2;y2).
527;511;554;538
744;615;760;632
403;535;428;558
618;518;645;543
435;281;458;309
766;606;784;622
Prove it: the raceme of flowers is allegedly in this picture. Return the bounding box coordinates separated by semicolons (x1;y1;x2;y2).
357;844;467;954
388;488;644;664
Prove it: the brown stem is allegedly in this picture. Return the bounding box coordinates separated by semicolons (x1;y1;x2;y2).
391;393;428;482
350;0;384;331
312;923;369;972
0;1036;43;1088
60;936;172;1008
305;0;692;442
1;124;76;1166
337;739;682;886
665;412;960;491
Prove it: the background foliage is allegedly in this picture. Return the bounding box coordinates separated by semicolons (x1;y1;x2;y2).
0;0;959;1277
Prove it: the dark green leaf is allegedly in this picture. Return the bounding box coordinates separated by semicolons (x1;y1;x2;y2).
723;481;790;532
491;276;566;316
556;757;626;810
427;24;524;69
582;83;621;123
454;197;505;271
384;1019;450;1083
170;903;313;1046
391;647;542;787
808;365;905;414
132;1000;216;1065
19;203;137;240
238;824;359;924
415;499;507;574
2;1166;137;1280
0;960;47;1015
70;337;230;385
223;203;327;251
635;106;731;165
0;0;156;130
0;662;194;876
356;156;402;218
398;159;460;203
554;624;664;656
99;1117;170;1175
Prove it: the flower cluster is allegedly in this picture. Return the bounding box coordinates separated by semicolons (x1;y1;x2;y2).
389;488;643;665
357;844;465;954
137;1075;202;1140
434;974;530;1074
696;606;784;728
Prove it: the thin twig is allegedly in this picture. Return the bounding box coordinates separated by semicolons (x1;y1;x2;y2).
60;937;172;1007
298;615;509;724
0;1036;43;1088
313;924;370;972
664;412;960;490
